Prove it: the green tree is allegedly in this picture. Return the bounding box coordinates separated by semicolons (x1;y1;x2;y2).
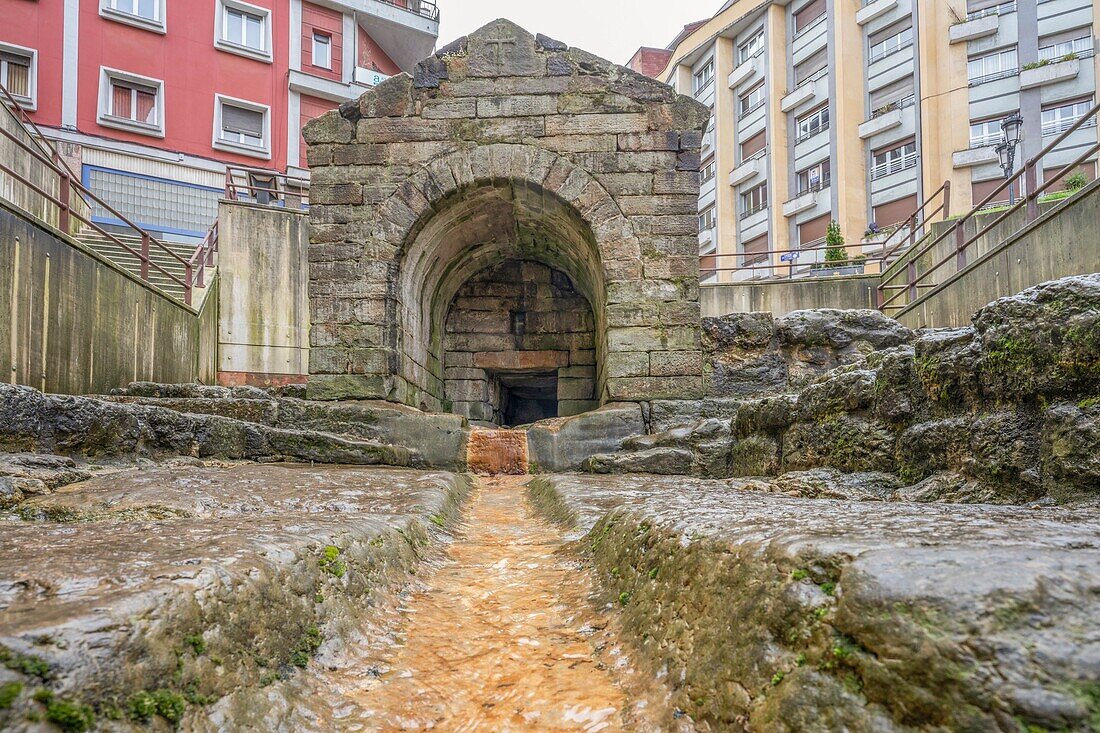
824;220;847;263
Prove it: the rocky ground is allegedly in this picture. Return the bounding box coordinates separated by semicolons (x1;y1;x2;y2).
528;473;1100;732
584;274;1100;506
0;464;469;731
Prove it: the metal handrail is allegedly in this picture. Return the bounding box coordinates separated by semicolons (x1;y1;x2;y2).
224;165;310;209
876;99;1100;312
189;219;219;290
0;81;202;305
377;0;439;21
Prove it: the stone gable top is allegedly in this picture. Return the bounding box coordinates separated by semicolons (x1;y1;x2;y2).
303;18;709;143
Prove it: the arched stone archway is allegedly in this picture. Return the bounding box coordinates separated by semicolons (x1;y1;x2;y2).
303;18;709;416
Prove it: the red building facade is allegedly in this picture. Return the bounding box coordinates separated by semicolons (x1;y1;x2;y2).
0;0;438;239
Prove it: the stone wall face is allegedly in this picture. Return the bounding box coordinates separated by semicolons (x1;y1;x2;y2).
444;260;597;424
302;19;709;412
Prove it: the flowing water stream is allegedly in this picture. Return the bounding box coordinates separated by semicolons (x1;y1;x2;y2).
292;474;675;732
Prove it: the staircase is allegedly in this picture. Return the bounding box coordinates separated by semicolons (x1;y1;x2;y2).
77;227;200;303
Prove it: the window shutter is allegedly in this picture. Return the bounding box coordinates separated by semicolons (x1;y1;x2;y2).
795;48;828;83
798;213;830;245
222;104;264;136
740;130;767;158
869;76;914;108
869;20;912;47
2;54;30;97
742;234;769;264
794;0;825;32
873;195;918;228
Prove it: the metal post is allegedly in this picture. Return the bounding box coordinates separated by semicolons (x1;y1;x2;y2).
1025;162;1040;222
942;180;951;219
185;264;193;306
906;259;917;303
140;233;150;280
58;170;71;234
955;219;967;270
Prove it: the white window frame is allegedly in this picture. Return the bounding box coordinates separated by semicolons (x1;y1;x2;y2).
99;0;167;34
1042;99;1093;136
214;0;273;63
969;118;1004;147
212;94;271;159
0;42;37;110
871;140;917;179
698;204;716;232
797;159;831;193
737;29;765;64
740;182;768;216
1038;33;1094;62
701;157;716;184
795;104;830;141
868;25;913;64
97;67;165;138
738;83;766;117
693;58;715;97
312;31;332;70
967;47;1018;84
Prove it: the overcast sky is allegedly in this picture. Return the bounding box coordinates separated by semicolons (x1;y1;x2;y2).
436;1;722;65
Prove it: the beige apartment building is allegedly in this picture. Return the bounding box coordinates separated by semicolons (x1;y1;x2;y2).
630;0;1098;281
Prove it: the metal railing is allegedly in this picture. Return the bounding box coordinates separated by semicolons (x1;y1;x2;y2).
965;1;1016;20
0;82;205;306
968;67;1019;86
704;180;951;281
190;219;219;290
877;99;1100;313
225;166;310;209
870;151;918;180
376;0;439;21
870;94;915;119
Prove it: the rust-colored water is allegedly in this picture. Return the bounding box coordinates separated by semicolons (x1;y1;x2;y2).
301;475;670;732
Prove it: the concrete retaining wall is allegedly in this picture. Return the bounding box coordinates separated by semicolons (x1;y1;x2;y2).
216;200;309;386
0;199;215;394
896;181;1100;328
700;275;879;317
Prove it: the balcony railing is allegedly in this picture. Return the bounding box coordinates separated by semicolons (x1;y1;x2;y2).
795;66;829;89
795;121;829;144
965;1;1016;20
739;203;768;220
869;39;913;64
376;0;439;21
871;94;915;118
968;68;1019;86
225;166;310;209
796;177;831;195
870;152;918;180
878;99;1100;313
1042;114;1097;136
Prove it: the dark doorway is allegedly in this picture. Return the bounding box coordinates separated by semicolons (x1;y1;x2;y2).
493;371;558;427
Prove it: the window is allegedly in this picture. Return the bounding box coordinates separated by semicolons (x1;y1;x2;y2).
869;76;915;114
698;205;716;232
214;95;270;157
740;130;766;160
740;182;768;217
1042;98;1094;136
739;83;766;117
967;48;1017;85
0;46;34;107
216;0;271;61
312;32;332;69
798;159;831;193
794;0;826;34
795;48;827;85
871;139;917;179
693;59;714;96
701;158;716;184
737;29;764;64
1038;31;1094;61
868;22;913;63
98;68;164;136
969;117;1007;147
965;0;1016;21
100;0;164;30
795;104;830;142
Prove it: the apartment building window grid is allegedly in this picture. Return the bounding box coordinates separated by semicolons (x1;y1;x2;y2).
1038;33;1094;61
106;0;160;21
1042;98;1096;136
795;104;830;143
108;79;158;126
739;83;766;118
871;139;917;180
693;59;715;97
967;47;1018;85
798;159;831;193
740;182;768;218
219;1;270;57
737;29;765;64
0;50;32;102
868;24;913;64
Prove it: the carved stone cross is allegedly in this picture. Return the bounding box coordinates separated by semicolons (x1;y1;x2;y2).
485;31;517;68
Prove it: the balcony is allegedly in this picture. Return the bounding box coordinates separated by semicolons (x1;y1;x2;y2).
857;0;898;25
858;95;913;139
698;228;714;247
870;152;918;181
952;146;999;167
729;150;766;186
783;189;818;217
728;53;762;89
356;0;439;70
1019;58;1081;89
781;83;816;112
949;15;999;44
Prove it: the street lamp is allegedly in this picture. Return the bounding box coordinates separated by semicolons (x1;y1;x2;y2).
997;112;1024;204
